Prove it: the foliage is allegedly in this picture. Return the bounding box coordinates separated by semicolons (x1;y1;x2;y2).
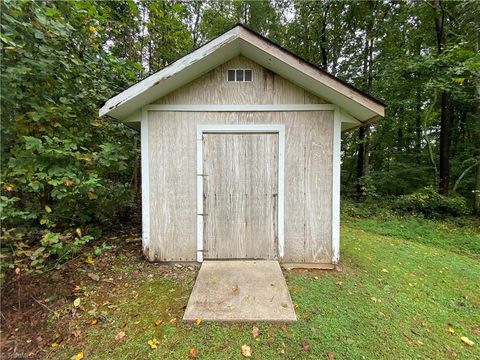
393;187;470;218
0;0;139;273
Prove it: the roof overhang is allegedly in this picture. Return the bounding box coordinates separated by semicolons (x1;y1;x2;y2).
100;25;384;131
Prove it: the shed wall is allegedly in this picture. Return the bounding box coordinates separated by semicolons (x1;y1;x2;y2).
154;56;328;105
147;111;333;263
146;55;333;263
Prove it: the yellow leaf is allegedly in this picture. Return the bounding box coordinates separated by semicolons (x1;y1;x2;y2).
45;205;52;213
448;326;455;334
87;192;98;200
73;298;81;307
461;336;475;346
85;256;94;265
89;26;97;34
154;319;163;326
91;318;97;325
251;326;260;338
195;319;202;326
148;338;159;349
169;318;177;324
381;269;389;273
188;348;198;358
335;281;343;285
51;342;59;347
76;228;82;237
241;344;252;357
70;352;84;360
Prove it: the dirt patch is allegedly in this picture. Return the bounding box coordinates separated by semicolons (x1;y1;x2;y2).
0;225;193;359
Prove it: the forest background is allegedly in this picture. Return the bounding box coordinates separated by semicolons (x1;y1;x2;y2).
1;0;479;274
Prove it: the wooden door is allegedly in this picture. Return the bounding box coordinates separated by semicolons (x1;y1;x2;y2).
203;133;278;259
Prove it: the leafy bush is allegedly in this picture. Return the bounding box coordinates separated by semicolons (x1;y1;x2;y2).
393;187;470;218
0;1;140;275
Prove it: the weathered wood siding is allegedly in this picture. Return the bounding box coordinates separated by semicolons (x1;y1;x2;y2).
147;56;333;263
203;133;278;259
148;111;333;263
154;56;327;105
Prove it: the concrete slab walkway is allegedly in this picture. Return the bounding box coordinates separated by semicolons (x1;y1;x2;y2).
183;260;296;322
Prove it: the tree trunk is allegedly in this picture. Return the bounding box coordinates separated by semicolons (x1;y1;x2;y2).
415;89;422;156
433;0;452;195
475;161;480;215
356;125;369;200
438;91;452;195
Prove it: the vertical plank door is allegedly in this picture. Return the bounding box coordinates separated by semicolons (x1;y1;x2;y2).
203;133;278;259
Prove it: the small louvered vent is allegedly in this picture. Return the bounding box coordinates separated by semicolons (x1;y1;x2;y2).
227;69;253;82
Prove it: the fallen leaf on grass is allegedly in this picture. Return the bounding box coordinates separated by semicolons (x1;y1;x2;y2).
131;290;139;300
328;352;335;360
448;326;455;334
148;338;159;349
73;298;81;307
154;319;163;326
241;344;252;357
115;331;125;342
406;338;424;346
335;281;343;286
91;318;97;325
251;326;260;338
301;340;310;351
70;352;84;360
444;345;457;358
87;273;99;281
460;336;475;346
169;318;177;324
85;256;94;265
371;297;381;303
195;319;202;326
381;269;389;273
279;325;288;333
51;342;59;348
188;348;198;358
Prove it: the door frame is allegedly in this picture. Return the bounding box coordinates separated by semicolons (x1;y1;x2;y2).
196;124;285;262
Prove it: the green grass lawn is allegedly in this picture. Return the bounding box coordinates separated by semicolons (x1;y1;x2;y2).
48;216;480;359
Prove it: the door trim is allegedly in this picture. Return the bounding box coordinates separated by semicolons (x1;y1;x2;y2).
196;124;285;262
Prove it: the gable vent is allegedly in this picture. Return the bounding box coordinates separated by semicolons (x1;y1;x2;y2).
227;69;252;82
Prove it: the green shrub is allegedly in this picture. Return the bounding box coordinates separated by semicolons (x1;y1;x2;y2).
393;187;470;218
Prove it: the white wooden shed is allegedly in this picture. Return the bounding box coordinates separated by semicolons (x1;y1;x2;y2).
100;25;384;267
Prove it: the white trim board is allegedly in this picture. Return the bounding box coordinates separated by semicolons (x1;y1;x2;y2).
140;108;150;256
331;108;341;264
144;104;337;112
196;124;285;262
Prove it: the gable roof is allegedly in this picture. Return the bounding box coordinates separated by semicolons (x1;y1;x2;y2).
99;24;385;127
